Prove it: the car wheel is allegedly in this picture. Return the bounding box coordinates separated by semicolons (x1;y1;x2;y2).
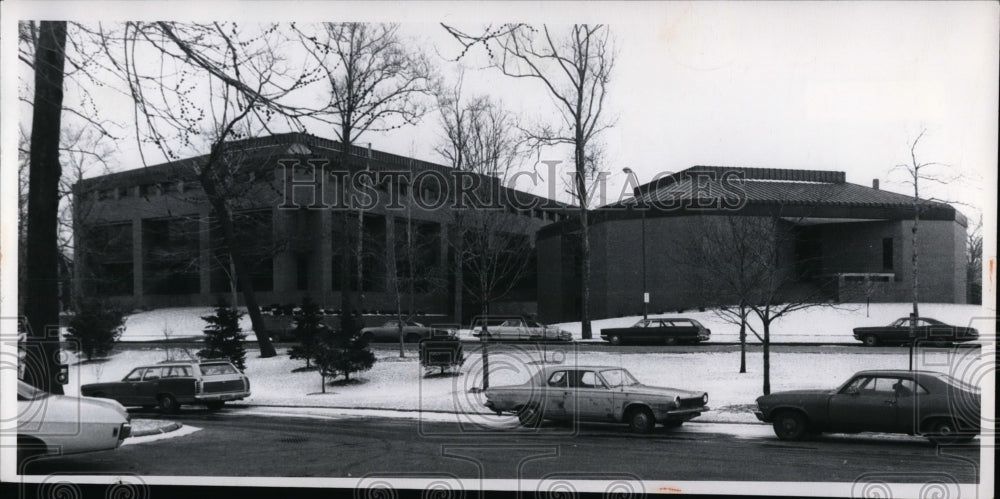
664;337;678;346
517;404;542;428
608;334;622;346
206;401;225;411
928;420;975;445
158;394;180;414
772;410;808;441
863;335;879;347
361;332;374;343
627;407;656;434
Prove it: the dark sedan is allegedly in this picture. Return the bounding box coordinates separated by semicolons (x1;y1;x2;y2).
360;320;453;343
754;370;980;443
853;317;978;346
600;318;711;345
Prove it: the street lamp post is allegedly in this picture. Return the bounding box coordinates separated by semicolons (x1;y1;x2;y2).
623;168;648;321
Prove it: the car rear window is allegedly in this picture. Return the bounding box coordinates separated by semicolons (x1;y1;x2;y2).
199;363;239;376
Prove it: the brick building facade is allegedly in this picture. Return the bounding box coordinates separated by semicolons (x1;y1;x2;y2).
537;166;968;323
73;133;571;323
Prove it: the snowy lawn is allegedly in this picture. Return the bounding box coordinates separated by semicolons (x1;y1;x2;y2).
62;341;986;424
103;302;986;344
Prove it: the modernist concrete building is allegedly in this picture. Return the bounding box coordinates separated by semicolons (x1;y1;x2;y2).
73;133;571;323
536;166;968;323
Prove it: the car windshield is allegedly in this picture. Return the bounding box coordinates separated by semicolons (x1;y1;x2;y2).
199;363;238;375
17;380;50;401
600;369;640;388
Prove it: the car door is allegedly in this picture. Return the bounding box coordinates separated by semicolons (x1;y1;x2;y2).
542;370;570;421
135;367;165;404
671;319;699;341
116;368;145;405
161;366;195;401
890;377;926;434
566;370;615;422
828;376;899;433
638;320;662;342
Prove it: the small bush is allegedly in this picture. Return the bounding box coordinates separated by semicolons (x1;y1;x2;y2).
65;299;126;361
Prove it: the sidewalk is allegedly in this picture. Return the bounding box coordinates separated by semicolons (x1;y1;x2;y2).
130;418;183;437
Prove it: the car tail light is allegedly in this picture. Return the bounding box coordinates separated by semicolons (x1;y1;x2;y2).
243;377;249;392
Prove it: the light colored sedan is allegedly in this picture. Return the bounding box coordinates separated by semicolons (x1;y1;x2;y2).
17;380;131;462
471;318;572;341
484;365;709;433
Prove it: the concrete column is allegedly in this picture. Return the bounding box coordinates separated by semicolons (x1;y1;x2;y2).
316;208;333;305
131;217;144;306
384;214;396;292
272;207;296;296
199;209;212;300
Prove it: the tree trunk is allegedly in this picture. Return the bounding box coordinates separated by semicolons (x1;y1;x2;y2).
481;298;490;390
24;21;68;394
762;320;771;395
738;307;747;374
199;172;276;357
575;140;592;339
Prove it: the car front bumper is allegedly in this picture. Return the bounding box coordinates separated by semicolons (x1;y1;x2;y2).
657;406;709;422
753;410;768;422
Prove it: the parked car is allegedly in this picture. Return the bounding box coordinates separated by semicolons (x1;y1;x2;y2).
18;380;131;462
484;365;709;433
360;320;454;343
754;369;981;443
81;360;250;413
853;317;978;346
601;318;711;345
471;317;573;342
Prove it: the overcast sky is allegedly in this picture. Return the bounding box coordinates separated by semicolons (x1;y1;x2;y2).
3;1;997;222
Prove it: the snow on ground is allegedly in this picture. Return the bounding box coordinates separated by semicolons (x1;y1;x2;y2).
121;425;201;446
108;302;986;344
108;307;257;342
555;303;987;343
64;340;987;425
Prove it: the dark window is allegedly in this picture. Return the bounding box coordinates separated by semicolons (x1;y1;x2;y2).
143;217;200;295
82;222;134;296
882;238;894;270
210;210;274;293
296;255;310;291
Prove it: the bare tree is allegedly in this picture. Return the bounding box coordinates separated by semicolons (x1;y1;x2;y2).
890;129;958;352
437;93;533;388
296;22;432;338
966;213;982;305
442;24;616;339
673;215;765;374
105;21;326;357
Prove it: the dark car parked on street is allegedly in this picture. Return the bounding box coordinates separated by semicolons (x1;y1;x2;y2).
852;317;978;346
754;370;980;443
600;318;711;345
361;320;455;343
81;360;250;413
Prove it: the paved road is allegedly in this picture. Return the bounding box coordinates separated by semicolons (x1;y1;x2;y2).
22;410;980;483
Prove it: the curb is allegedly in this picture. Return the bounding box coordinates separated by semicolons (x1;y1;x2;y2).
234;403;768;426
130;419;183;437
